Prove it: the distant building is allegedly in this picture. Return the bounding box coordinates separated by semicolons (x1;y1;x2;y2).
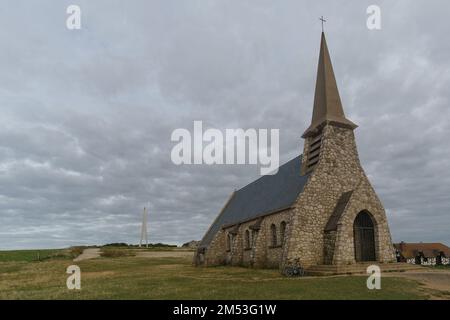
394;242;450;265
182;240;200;249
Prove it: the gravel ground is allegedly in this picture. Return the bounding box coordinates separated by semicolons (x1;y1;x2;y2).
73;248;101;261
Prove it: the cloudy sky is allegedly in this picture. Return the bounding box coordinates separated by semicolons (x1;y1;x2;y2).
0;0;449;250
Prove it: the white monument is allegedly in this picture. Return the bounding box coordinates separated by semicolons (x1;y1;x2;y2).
139;206;148;248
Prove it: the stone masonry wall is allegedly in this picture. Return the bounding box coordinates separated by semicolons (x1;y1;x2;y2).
332;178;396;264
281;124;395;270
200;229;226;266
258;212;290;268
323;230;337;265
199;210;291;269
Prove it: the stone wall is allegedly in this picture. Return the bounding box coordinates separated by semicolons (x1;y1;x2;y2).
323;230;337;265
282;124;396;271
199;210;291;269
199;229;226;266
259;212;290;268
331;179;396;265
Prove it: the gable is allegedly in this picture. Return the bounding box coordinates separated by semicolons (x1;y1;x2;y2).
324;190;354;232
200;155;309;248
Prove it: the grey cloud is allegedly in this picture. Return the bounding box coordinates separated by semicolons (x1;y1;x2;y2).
0;0;449;249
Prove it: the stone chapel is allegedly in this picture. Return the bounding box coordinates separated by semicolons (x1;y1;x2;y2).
194;32;397;275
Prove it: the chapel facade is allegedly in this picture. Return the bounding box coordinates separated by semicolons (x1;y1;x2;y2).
194;32;396;274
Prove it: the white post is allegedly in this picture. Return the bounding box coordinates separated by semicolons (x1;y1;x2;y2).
140;207;148;248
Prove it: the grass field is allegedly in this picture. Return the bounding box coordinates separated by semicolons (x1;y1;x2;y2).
0;249;76;262
0;248;444;300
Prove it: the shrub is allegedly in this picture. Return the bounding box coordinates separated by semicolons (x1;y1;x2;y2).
101;249;135;258
69;247;84;258
102;243;130;248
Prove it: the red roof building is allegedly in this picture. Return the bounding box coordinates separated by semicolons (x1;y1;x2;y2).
394;242;450;265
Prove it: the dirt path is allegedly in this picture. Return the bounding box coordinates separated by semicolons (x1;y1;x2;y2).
385;269;450;299
73;248;101;262
135;250;194;259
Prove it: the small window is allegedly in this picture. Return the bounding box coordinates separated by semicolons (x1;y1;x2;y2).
227;233;233;251
251;230;256;247
270;224;277;247
245;230;250;249
280;221;287;246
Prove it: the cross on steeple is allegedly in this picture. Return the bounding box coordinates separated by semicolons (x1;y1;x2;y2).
319;16;326;32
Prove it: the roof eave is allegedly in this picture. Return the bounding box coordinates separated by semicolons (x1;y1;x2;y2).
221;205;294;230
302;118;358;138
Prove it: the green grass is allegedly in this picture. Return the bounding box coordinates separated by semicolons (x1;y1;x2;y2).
0;249;73;262
427;264;450;270
0;252;430;300
100;248;135;258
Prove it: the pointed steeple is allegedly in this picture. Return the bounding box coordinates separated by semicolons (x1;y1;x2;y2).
302;32;357;138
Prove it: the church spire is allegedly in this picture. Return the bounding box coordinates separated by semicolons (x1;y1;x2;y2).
302;32;357;138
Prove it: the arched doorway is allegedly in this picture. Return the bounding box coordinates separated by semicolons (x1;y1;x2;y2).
353;211;376;262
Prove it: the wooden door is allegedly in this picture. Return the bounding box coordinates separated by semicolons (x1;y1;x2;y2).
354;211;376;262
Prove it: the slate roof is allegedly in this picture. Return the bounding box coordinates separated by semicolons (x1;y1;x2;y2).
200;155;309;248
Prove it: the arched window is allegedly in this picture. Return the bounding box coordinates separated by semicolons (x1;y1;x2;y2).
227;233;232;251
280;221;287;246
270;224;277;247
245;230;250;249
251;230;256;247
